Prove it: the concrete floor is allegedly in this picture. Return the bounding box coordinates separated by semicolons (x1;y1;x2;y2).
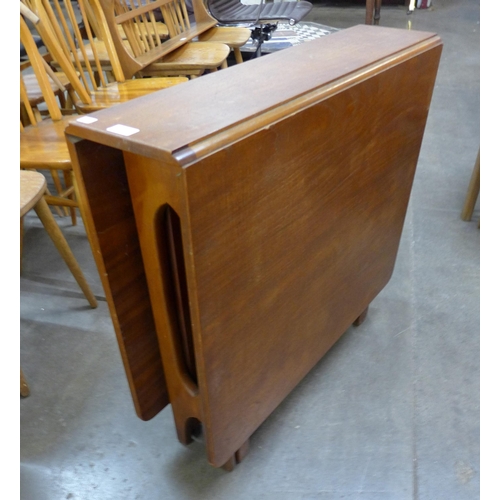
20;1;480;499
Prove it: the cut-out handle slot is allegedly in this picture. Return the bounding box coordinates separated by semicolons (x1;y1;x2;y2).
164;205;197;384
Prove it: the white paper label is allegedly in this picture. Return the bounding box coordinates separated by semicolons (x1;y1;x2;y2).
76;116;98;124
106;124;140;136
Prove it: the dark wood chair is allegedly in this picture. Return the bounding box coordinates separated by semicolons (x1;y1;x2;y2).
365;0;413;25
365;0;382;24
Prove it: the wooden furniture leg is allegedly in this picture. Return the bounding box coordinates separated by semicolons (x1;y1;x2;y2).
20;369;30;397
366;0;382;25
353;306;369;326
461;150;480;221
365;0;375;24
374;0;382;24
233;48;244;64
221;439;250;471
63;170;77;226
33;196;98;308
20;218;24;272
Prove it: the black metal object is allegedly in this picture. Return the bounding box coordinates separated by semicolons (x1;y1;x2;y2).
250;24;278;58
207;0;313;56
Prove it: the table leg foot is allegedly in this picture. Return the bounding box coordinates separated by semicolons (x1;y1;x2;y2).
176;416;202;445
221;439;250;471
353;306;369;326
221;454;236;472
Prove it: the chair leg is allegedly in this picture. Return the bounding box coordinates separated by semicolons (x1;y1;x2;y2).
50;170;70;217
63;170;77;226
21;369;30;397
33;196;98;308
461;150;480;221
20;217;24;273
374;0;382;24
233;48;244;64
44;186;65;218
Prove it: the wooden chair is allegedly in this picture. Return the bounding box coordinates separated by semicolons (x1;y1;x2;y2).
461;149;480;222
188;0;251;65
20;57;74;125
20;5;75;124
99;0;231;79
20;170;98;396
101;0;249;65
23;0;188;114
21;370;30;397
365;0;414;25
365;0;382;25
20;11;79;224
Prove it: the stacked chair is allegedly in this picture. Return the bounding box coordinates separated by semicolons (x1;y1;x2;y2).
99;0;249;78
19;0;197;222
22;0;189;113
20;8;81;223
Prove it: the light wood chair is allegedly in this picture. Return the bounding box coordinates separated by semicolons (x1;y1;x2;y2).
20;11;79;224
23;0;188;114
20;170;98;396
100;0;249;64
191;0;251;65
196;25;250;65
21;370;30;397
99;0;230;79
20;5;75;124
461;149;480;222
20;56;74;125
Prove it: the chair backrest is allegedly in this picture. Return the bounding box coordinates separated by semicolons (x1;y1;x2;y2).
100;0;218;79
26;0;128;94
20;9;63;124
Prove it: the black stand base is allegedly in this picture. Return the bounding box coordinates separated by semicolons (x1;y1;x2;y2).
250;24;278;58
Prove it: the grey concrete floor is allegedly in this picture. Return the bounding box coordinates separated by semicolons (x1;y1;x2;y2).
20;1;480;499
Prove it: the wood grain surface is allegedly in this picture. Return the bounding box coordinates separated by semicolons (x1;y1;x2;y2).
66;25;442;467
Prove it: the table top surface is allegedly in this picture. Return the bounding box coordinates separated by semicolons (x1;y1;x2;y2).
65;25;439;161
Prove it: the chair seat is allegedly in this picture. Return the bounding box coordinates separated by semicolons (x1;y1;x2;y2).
197;26;251;48
20;116;75;171
20;170;47;217
139;42;230;76
75;76;188;112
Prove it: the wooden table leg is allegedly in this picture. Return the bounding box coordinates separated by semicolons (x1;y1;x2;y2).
235;439;250;464
221;439;250;471
353;306;369;326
